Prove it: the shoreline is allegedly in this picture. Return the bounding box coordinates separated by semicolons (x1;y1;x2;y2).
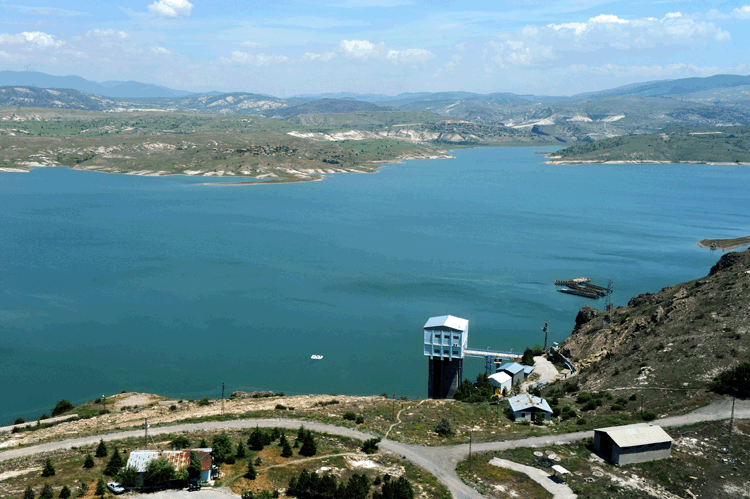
698;236;750;250
544;156;750;166
2;150;455;185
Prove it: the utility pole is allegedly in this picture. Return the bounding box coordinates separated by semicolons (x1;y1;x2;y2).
144;418;148;449
468;430;472;475
392;393;395;421
542;321;549;352
222;382;225;416
727;394;736;453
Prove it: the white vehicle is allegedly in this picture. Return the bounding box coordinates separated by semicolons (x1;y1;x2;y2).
311;355;323;360
106;482;125;495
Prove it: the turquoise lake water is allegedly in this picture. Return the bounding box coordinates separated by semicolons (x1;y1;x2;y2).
1;146;749;422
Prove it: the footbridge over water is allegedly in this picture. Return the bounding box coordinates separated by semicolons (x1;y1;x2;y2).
423;315;525;399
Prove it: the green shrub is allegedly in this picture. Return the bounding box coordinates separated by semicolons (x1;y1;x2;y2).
59;485;71;498
576;392;591;404
641;411;657;421
83;454;95;469
51;400;75;417
198;397;210;406
435;418;452;437
355;415;364;424
342;412;357;421
576;417;587;426
361;438;381;454
170;435;191;449
14;417;25;425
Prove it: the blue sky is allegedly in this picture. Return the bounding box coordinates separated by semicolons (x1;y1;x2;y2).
1;0;749;96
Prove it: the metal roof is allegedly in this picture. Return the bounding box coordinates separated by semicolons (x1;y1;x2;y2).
508;394;552;413
125;449;212;472
126;451;160;473
498;362;524;374
489;372;511;385
595;424;673;448
162;450;190;470
424;315;468;331
193;450;213;471
523;365;535;374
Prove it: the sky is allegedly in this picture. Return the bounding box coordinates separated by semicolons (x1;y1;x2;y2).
1;0;750;97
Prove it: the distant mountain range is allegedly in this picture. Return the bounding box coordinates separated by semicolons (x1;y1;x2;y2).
4;70;750;102
3;71;750;143
0;71;197;99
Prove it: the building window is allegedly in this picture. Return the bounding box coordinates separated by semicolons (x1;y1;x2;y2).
443;349;449;355
453;335;459;340
452;350;459;355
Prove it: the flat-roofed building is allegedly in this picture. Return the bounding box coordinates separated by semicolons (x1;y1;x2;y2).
488;371;512;395
498;362;525;385
594;424;673;465
424;315;468;399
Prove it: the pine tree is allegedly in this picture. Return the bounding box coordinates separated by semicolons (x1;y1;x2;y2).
95;477;106;498
188;451;203;480
41;458;55;477
281;438;293;458
198;438;208;448
59;485;71;499
247;426;265;451
83;454;95;469
235;440;247;458
245;460;257;480
298;431;317;457
95;439;108;458
39;484;54;499
24;485;35;499
103;446;124;476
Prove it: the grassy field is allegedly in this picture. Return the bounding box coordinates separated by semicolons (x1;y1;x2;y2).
549;126;750;164
0;427;450;499
460;419;750;499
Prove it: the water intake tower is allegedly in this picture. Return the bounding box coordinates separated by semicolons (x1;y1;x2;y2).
423;315;468;399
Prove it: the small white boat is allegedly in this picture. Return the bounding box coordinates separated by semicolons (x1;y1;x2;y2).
311;355;324;360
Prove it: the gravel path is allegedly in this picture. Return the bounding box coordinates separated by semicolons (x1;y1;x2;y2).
2;399;748;499
489;457;576;499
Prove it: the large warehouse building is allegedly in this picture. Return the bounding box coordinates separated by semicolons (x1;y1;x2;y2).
593;423;673;465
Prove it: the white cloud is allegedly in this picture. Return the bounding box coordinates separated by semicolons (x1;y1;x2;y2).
152;46;170;54
220;51;288;65
0;51;11;60
491;12;730;67
241;41;263;48
0;31;65;49
734;5;750;20
339;39;383;58
386;48;432;63
86;29;129;39
147;0;193;18
564;62;750;82
328;0;413;7
302;51;337;61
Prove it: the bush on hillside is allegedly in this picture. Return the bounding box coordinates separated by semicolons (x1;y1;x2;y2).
709;362;750;398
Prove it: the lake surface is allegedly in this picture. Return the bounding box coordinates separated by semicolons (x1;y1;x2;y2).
1;146;748;422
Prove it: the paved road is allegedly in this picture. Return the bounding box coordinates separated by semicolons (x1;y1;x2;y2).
2;399;748;499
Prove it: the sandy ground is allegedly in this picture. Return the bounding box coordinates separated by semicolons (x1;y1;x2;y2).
130;488;239;499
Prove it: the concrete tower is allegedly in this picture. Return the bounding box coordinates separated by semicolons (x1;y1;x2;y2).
423;315;468;399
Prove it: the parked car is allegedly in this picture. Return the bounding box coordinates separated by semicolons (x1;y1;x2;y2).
188;482;201;492
106;482;125;495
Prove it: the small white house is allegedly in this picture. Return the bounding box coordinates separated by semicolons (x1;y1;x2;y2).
508;394;553;421
489;371;512;395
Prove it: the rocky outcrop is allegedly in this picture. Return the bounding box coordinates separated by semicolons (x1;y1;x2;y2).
230;390;275;398
709;252;745;275
574;306;599;328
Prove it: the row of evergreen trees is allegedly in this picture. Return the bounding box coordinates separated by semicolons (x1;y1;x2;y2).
286;470;414;499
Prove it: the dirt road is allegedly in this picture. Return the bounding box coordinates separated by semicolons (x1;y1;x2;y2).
2;399;748;499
